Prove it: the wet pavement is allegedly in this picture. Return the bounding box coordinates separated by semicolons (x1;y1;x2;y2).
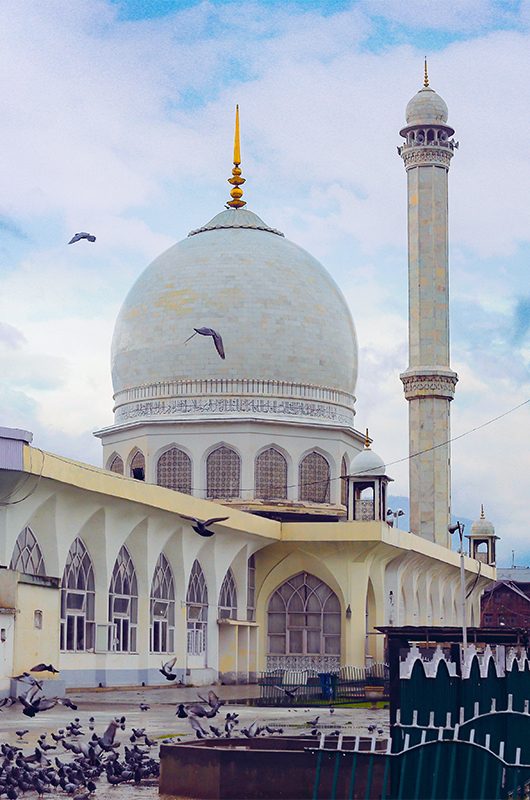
0;684;389;798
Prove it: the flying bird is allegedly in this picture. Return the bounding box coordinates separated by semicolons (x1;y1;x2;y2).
179;515;229;537
184;327;225;359
31;663;60;674
68;232;96;244
159;657;177;681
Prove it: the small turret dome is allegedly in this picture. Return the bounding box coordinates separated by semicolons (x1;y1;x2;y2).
350;433;386;477
470;505;495;537
406;87;449;126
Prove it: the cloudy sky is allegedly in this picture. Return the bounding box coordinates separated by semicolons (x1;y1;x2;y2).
1;0;529;563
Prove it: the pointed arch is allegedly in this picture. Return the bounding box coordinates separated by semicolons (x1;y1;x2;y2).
267;572;340;660
299;451;330;503
340;455;348;506
108;454;124;475
129;449;145;481
10;527;46;576
60;538;95;652
247;554;256;621
108;546;138;652
150;553;176;653
206;445;240;499
186;560;208;655
219;568;237;619
255;447;288;499
157;447;192;494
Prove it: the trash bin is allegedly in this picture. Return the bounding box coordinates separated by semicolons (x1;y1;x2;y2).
319;672;335;701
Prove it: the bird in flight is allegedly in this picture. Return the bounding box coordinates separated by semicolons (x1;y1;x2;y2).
159;656;178;681
179;515;229;537
68;232;96;244
184;327;225;359
31;662;60;674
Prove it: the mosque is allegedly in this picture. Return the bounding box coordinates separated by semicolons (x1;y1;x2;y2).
0;69;497;691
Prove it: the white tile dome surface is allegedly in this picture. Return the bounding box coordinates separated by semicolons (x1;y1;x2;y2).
406;87;449;125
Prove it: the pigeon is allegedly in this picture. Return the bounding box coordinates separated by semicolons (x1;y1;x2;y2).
185;703;217;719
273;685;301;701
178;515;229;537
31;663;60;674
175;704;188;718
197;690;225;713
139;702;150;711
184;327;225;359
0;697;16;709
159;656;177;681
188;716;209;739
306;715;320;727
15;729;29;741
68;232;96;244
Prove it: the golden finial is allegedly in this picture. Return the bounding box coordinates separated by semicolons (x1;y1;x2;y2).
227;105;246;209
423;58;429;88
364;428;370;449
480;504;485;519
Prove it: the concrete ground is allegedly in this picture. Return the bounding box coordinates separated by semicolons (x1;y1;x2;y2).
0;684;389;799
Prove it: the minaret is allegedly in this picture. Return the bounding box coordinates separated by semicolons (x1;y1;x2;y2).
398;62;459;547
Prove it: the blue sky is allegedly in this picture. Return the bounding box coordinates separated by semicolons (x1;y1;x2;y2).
0;0;529;562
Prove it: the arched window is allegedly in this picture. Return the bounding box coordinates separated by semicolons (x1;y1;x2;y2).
267;572;340;659
10;527;46;576
130;450;145;481
60;538;95;652
109;455;124;475
299;452;330;503
206;446;240;499
218;568;237;619
186;560;208;655
340;456;348;506
108;546;138;652
150;553;175;653
157;448;192;494
255;448;288;499
247;554;256;622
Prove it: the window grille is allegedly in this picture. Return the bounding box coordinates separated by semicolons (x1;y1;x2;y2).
130;450;145;480
108;546;138;652
255;448;287;499
206;446;240;499
156;448;192;494
218;568;237;619
247;554;256;622
150;553;175;653
186;560;208;655
299;452;331;503
60;538;95;652
10;527;46;577
109;455;124;475
267;572;341;657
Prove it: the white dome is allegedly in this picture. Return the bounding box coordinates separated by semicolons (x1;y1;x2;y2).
471;509;495;537
350;447;386;477
111;208;358;428
405;87;449;126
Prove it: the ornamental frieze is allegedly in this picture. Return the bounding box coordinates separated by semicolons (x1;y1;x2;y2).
401;147;453;169
401;372;458;400
115;396;354;426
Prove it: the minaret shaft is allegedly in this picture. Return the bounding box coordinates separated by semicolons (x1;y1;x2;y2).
399;81;458;548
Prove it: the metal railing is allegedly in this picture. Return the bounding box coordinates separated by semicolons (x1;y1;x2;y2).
257;663;389;705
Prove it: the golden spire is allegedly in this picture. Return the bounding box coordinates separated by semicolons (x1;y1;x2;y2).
423;57;429;88
480;504;485;519
227;105;246;209
364;428;370;449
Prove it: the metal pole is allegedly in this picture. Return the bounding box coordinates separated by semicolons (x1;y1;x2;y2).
459;525;468;650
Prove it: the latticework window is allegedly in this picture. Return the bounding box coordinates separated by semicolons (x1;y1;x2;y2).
267;572;341;657
60;538;95;652
157;448;192;494
130;450;145;480
255;448;288;499
108;546;138;652
218;568;237;619
299;452;331;503
109;455;124;475
247;554;256;622
187;560;208;655
10;527;46;576
340;456;348;506
206;446;240;499
150;553;175;653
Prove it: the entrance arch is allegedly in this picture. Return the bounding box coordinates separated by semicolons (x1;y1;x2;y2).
267;572;341;671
